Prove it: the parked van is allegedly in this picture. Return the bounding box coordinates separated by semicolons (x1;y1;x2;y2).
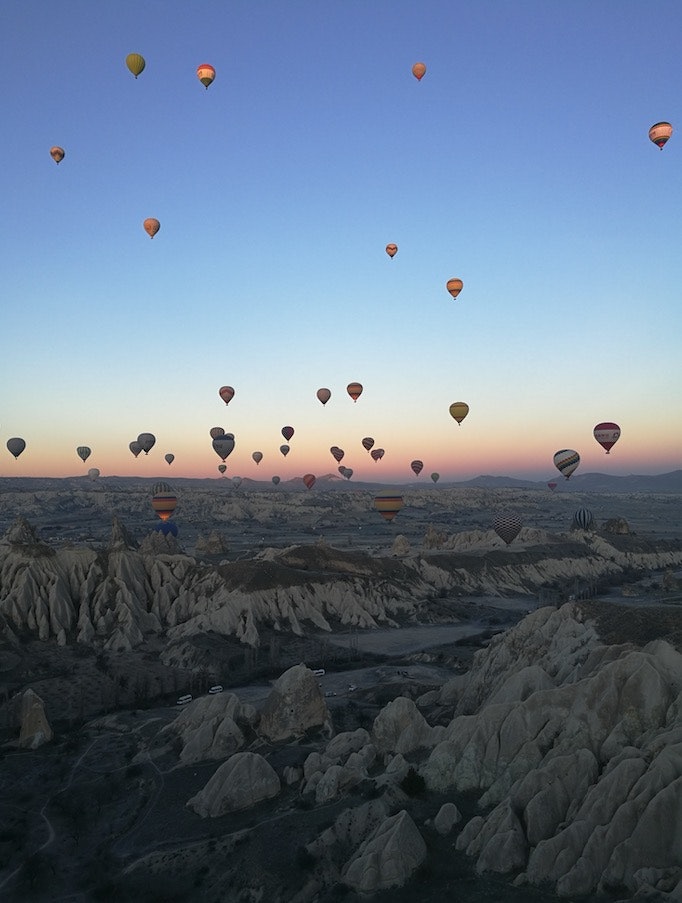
313;669;325;677
208;685;223;695
176;694;192;705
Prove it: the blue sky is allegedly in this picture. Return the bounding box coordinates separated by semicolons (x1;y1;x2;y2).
1;1;681;482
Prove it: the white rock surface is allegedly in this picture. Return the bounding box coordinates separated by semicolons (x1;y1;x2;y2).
341;809;427;893
187;751;280;817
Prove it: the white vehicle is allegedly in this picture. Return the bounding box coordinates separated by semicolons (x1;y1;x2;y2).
176;694;192;705
313;669;325;677
208;685;223;695
348;684;357;693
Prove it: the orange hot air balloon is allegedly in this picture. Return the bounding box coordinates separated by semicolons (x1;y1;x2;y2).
50;146;65;164
410;459;424;476
143;217;160;239
649;121;673;149
362;437;375;452
303;473;316;490
449;402;469;425
374;490;403;522
252;451;263;465
412;62;426;81
281;426;294;441
316;387;331;405
151;492;177;521
446;278;463;299
197;63;215;88
219;386;235;405
385;243;398;258
209;426;225;439
347;382;363;402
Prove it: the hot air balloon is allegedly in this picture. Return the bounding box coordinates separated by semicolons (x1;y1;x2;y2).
330;446;345;463
88;468;100;480
374;490;403;522
303;473;316;490
492;512;522;545
362;437;375;452
547;481;557;491
370;448;385;462
553;449;580;479
197;63;215;89
165;453;175;466
152;481;171;496
593;422;621;454
155;521;178;537
449;402;469;424
431;472;439;483
649;121;673;149
573;508;594;531
143;218;160;239
129;440;142;458
125;53;145;78
212;435;235;461
7;438;26;459
347;382;363;402
50;146;65;164
151;492;177;521
343;468;353;480
272;475;280;485
252;451;263;465
281;426;294;441
280;444;290;457
410;459;424;476
218;464;227;474
316;388;331;405
232;476;242;489
76;446;91;463
385;243;398;258
446;278;463;299
219;386;235;405
137;432;156;455
412;62;426;81
209;426;225;439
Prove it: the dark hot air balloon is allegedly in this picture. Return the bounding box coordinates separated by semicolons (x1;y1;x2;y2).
151;492;177;521
330;446;344;463
272;475;280;485
303;473;316;490
50;146;65;164
573;508;594;530
219;386;235;405
492;512;522;545
7;438;26;459
213;434;235;461
218;464;227;474
347;382;363;402
362;437;374;452
279;444;290;457
281;426;294;441
370;448;385;462
430;472;439;483
209;426;225;439
410;459;424;476
137;432;156;454
129;440;142;458
316;388;331;405
76;446;91;463
165;453;175;465
449;402;469;424
252;451;263;465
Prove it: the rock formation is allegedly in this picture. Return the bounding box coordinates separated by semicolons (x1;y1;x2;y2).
160;692;256;764
187;751;280;817
258;663;331;742
341;809;427;893
18;688;53;749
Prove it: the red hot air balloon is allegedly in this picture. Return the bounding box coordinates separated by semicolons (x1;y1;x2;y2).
219;386;235;405
316;388;331;405
412;62;426;81
303;473;316;490
143;218;160;239
197;63;215;89
347;382;363;402
374;490;403;522
385;243;398;258
593;422;621;454
362;437;375;452
410;459;424;476
281;426;294;441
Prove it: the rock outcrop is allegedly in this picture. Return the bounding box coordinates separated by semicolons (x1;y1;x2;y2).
160;692;256;764
258;664;331;742
187;751;280;817
18;688;53;749
341;809;427;893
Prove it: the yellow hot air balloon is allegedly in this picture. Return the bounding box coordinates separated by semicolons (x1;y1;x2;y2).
374;490;403;522
446;278;463;299
125;53;146;78
649;121;673;149
385;243;398;258
412;62;426;81
197;63;215;89
50;146;65;164
143;217;160;239
449;402;469;424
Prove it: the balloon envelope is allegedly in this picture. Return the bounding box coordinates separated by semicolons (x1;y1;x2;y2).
573;508;594;530
165;453;175;465
547;481;558;491
50;146;65;164
330;446;344;463
374;490;403;522
385;243;398;258
272;475;280;485
212;435;235;461
125;53;145;77
493;512;522;545
362;437;375;452
279;444;290;457
446;278;463;299
553;449;580;479
209;426;225;439
143;217;160;239
412;62;426;80
76;446;91;463
370;448;385;462
7;438;26;459
152;481;172;496
129;440;142;458
219;386;235;405
347;382;363;402
87;468;100;480
218;464;227;474
449;402;469;424
593;422;621;454
316;387;331;405
649;121;673;149
151;492;177;522
430;472;439;483
410;459;424;476
281;426;294;441
252;451;263;464
197;63;215;88
303;473;316;490
137;432;156;454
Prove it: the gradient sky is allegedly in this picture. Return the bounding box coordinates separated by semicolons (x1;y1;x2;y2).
1;1;681;483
